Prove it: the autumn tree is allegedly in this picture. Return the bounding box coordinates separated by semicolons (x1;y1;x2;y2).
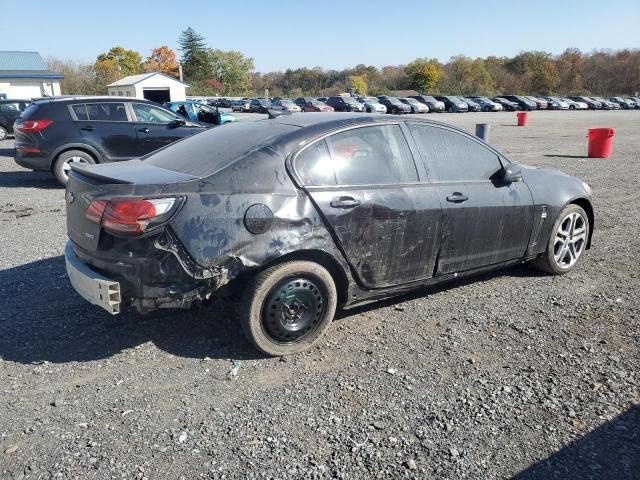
348;75;368;95
94;47;141;89
46;58;101;95
406;58;442;92
178;27;210;82
142;46;178;77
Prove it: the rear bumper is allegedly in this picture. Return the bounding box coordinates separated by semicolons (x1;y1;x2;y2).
65;241;122;314
14;148;54;171
65;232;231;313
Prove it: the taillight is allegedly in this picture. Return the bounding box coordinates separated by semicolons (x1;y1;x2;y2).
16;119;53;133
85;198;180;235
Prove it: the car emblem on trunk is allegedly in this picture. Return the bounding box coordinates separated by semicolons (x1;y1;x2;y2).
66;191;75;204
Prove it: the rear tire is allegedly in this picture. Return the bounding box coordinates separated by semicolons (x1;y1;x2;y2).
0;126;7;141
240;261;338;356
53;150;96;185
531;204;589;275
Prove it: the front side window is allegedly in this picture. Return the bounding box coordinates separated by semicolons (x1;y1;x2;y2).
132;103;178;124
409;124;502;182
296;125;418;186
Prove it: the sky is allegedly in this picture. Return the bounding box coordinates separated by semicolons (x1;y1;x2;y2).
2;0;638;71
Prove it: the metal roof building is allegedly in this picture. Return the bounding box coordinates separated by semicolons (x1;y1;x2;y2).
107;72;189;103
0;51;63;99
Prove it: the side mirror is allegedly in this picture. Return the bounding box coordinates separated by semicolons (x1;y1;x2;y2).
502;164;522;183
169;118;186;128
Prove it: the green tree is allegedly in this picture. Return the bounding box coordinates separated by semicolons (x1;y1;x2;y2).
406;58;442;92
207;49;254;95
348;74;368;95
178;27;211;82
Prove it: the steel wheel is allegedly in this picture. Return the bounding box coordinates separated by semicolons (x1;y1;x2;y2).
262;276;326;344
553;212;587;269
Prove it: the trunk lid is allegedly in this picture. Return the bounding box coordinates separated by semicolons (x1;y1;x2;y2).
65;160;197;252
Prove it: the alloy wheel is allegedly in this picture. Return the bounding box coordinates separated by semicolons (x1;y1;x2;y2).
553;212;587;269
262;276;326;344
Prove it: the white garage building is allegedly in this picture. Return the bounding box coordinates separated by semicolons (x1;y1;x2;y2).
107;72;189;103
0;51;63;99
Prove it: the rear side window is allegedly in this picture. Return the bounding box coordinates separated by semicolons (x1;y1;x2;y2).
409;124;502;181
296;125;418;186
296;139;335;185
75;102;128;121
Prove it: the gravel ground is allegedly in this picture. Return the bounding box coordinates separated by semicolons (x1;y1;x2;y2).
0;110;638;479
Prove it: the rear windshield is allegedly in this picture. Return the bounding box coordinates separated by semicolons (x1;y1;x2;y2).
18;103;44;119
143;120;298;177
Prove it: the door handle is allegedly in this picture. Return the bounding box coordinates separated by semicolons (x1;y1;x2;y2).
330;196;361;209
80;126;94;131
446;192;468;203
137;127;150;133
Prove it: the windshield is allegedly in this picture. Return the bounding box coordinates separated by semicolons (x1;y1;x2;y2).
144;121;298;177
342;97;357;104
364;97;380;104
404;98;420;105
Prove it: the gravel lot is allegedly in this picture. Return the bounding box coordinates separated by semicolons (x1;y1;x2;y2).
0;110;638;479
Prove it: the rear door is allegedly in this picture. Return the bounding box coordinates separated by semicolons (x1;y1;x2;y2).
408;123;534;274
293;123;443;289
130;102;198;155
70;102;138;161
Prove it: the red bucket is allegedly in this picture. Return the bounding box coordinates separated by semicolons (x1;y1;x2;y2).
516;112;528;126
588;128;614;158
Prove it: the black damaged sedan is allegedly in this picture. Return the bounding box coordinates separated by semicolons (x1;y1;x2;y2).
65;114;594;356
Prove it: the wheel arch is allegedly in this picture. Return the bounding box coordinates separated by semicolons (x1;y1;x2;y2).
259;249;350;306
50;144;103;171
568;197;594;249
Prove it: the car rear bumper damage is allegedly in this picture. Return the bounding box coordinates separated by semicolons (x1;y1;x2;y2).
65;229;237;314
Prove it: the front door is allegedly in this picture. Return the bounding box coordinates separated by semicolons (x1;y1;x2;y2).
70;101;138;161
130;102;197;155
407;123;534;274
294;124;443;289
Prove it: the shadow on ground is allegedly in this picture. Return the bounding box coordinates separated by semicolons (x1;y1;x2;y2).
514;404;640;480
0;255;264;363
0;170;61;189
0;255;546;365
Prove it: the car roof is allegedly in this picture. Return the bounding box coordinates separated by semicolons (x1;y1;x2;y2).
30;96;152;104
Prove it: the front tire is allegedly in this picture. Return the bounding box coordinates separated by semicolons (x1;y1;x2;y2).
531;204;589;275
53;150;96;185
241;261;338;356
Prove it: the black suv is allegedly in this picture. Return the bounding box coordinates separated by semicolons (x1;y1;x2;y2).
376;96;411;114
325;96;365;112
0;99;31;140
13;97;204;185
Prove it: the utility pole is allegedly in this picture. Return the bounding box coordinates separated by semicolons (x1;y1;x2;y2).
178;64;184;83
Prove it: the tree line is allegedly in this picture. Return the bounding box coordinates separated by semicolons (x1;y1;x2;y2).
47;27;640;98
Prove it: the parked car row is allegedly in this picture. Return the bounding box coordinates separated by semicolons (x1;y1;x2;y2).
224;94;640;116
